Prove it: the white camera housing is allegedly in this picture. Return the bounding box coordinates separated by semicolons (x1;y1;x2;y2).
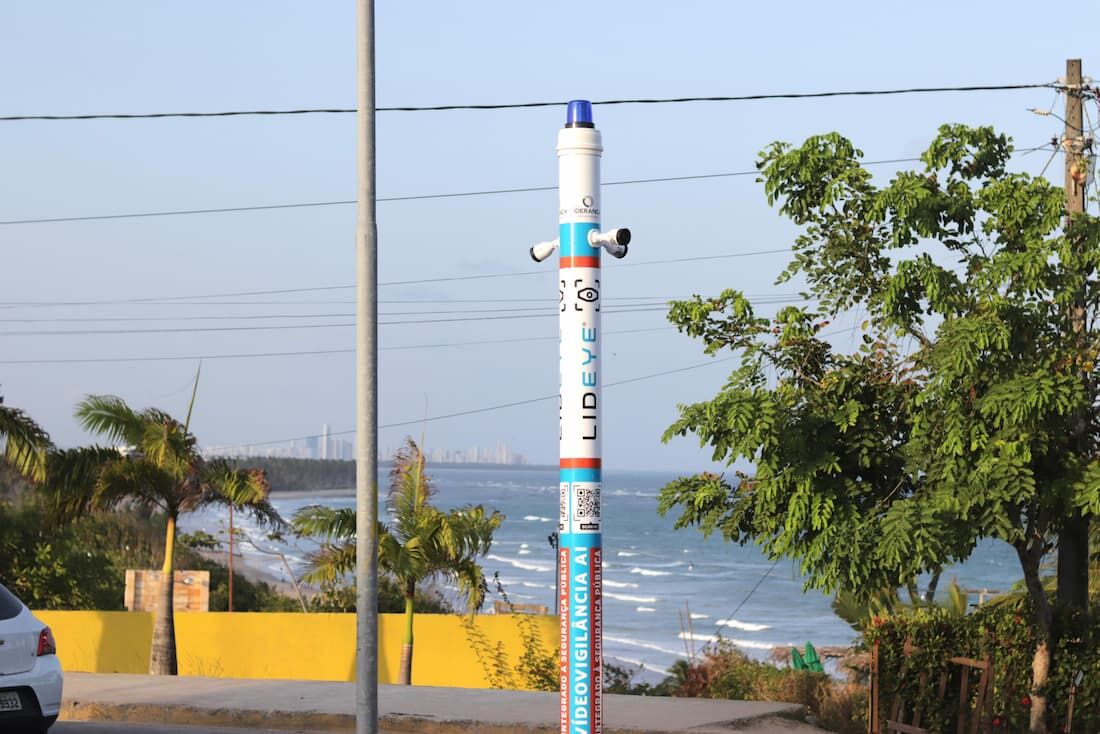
588;227;631;259
530;239;560;263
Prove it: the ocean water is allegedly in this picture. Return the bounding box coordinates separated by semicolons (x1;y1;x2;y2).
184;465;1024;679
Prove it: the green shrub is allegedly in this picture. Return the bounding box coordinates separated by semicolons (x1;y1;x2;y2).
865;597;1097;732
642;642;866;734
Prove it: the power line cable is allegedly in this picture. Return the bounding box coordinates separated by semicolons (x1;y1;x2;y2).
0;156;949;226
233;355;741;448
0;146;1046;228
0;326;678;366
0;294;811;324
212;327;850;449
0;82;1054;122
0;250;799;309
0;304;692;336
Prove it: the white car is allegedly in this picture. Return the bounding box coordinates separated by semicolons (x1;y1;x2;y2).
0;582;61;733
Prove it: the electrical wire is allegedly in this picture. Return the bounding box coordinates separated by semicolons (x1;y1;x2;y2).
0;326;679;366
213;327;850;449
0;302;728;336
0;149;1041;227
0;250;799;309
0;160;921;227
233;355;740;448
0;296;811;323
0;83;1054;122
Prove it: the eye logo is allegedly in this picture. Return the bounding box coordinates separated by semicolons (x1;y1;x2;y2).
582;195;594;208
577;287;598;303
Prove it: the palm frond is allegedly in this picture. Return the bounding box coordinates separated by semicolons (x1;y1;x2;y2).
301;542;357;584
75;395;146;446
388;438;434;528
0;406;53;481
94;457;175;513
40;446;124;522
201;465;285;528
445;557;489;613
293;505;358;541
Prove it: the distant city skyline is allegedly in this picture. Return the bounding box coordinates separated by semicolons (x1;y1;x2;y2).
203;423;527;465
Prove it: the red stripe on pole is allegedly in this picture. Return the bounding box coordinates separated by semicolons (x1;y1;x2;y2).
559;547;570;734
592;547;603;734
560;256;600;268
560;457;602;469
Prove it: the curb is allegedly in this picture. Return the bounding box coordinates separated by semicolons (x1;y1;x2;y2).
59;700;809;734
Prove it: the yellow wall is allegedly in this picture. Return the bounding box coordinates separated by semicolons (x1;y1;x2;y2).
34;611;557;688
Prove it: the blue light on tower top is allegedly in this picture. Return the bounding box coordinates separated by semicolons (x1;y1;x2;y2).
565;99;594;128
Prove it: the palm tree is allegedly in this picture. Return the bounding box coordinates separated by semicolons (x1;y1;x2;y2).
293;438;502;684
44;393;282;675
0;400;52;480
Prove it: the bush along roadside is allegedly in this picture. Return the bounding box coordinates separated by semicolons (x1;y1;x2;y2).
865;597;1096;732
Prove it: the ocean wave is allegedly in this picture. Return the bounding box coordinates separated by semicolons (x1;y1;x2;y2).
521;581;554;590
677;632;776;651
523;515;553;523
602;579;639;589
617;551;639;557
518;549;531;555
635;606;657;613
603;635;682;657
630;567;671;577
689;613;709;620
485;554;552;573
716;618;771;632
607;655;670;676
604;592;658;603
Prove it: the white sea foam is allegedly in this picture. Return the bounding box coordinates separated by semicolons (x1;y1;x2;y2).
521;582;554;590
603;635;682;657
602;580;639;589
630;567;671;577
716;618;771;632
677;632;776;651
635;606;657;613
604;592;658;603
486;554;552;573
689;613;709;621
727;638;777;651
608;655;670;676
520;543;529;548
518;549;531;555
523;515;552;522
617;551;639;557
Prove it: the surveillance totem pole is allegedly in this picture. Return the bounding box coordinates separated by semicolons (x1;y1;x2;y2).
530;100;630;734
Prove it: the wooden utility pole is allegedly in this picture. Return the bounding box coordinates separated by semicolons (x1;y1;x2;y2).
1059;58;1090;614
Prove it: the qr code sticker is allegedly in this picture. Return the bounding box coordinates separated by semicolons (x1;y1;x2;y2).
559;483;568;528
574;485;601;520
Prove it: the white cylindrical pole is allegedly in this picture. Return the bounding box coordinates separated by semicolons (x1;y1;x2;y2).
557;99;604;734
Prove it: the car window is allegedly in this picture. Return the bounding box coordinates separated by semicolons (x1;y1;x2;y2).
0;583;25;620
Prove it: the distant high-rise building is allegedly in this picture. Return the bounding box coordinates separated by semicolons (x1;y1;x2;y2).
321;424;330;460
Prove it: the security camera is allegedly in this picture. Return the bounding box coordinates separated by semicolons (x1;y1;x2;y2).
588;228;631;259
530;239;559;262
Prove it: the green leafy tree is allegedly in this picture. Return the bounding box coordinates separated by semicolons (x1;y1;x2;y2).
293;437;502;684
43;393;281;675
658;126;1099;732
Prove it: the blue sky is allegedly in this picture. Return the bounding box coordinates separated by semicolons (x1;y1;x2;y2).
0;2;1087;469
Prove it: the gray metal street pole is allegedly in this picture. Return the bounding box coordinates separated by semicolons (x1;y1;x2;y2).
355;0;379;732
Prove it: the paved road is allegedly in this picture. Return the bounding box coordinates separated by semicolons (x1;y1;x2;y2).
55;724;334;734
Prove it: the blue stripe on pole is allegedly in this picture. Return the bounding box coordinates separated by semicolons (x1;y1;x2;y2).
560;467;601;483
558;222;600;258
560;533;602;548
